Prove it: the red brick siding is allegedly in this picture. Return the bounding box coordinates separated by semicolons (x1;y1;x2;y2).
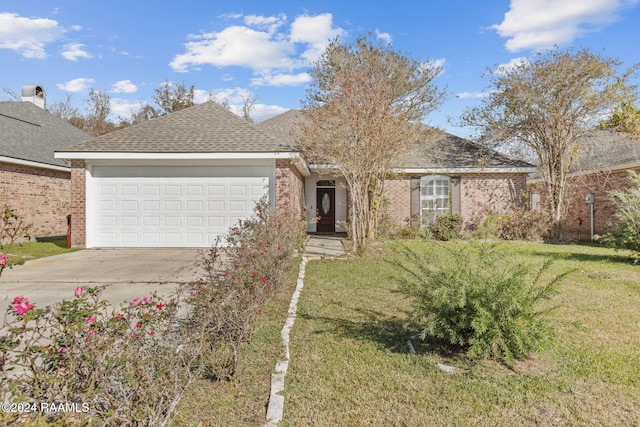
460;173;527;222
275;159;305;214
0;161;70;238
382;173;527;227
382;177;411;221
531;169;640;240
69;160;86;247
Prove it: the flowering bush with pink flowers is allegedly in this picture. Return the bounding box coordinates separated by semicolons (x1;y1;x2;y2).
0;286;202;426
187;196;308;380
0;204;31;279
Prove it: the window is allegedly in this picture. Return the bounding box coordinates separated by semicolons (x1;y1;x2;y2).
420;175;450;225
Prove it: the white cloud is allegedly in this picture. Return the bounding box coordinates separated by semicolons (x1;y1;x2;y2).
170;25;295;73
111;80;138;94
170;12;344;85
57;77;94;93
494;57;529;75
290;13;345;63
492;0;640;52
421;58;447;77
110;98;145;118
251;72;311;86
244;13;287;34
375;29;392;44
61;43;93;61
457;91;492;99
0;12;64;58
251;104;290;122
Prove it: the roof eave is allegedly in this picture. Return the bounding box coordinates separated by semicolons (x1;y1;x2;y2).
0;155;70;172
54;151;302;160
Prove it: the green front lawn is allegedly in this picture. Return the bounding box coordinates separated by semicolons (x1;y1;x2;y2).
283;241;640;426
3;238;79;266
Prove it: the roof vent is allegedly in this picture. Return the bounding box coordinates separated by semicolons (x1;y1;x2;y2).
21;85;45;108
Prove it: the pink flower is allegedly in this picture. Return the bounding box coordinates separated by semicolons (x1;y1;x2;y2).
116;313;125;319
260;277;269;284
74;286;84;297
148;331;156;336
277;245;283;250
13;299;35;316
141;297;150;305
85;315;97;324
155;302;165;310
11;296;26;305
131;298;141;306
0;253;8;266
88;329;97;337
58;347;67;354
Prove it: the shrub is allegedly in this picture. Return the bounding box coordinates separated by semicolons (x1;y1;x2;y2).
394;241;569;366
0;286;201;426
428;214;463;241
185;196;308;380
0;204;31;278
469;206;550;241
596;171;640;261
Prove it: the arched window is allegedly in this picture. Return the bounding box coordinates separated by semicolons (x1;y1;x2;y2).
420;175;450;225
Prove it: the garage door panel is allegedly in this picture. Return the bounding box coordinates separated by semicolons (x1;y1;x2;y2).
91;169;270;247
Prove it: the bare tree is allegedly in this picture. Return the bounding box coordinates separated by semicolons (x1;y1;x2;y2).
83;89;116;136
299;35;446;254
153;80;195;115
48;94;80;121
2;88;18;101
458;47;637;238
239;93;258;122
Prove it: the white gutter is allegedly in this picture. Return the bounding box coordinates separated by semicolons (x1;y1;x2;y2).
0;155;70;172
54;151;303;160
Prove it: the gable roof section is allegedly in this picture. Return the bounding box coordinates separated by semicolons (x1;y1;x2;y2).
573;130;640;173
58;101;290;154
0;101;90;168
257;109;536;172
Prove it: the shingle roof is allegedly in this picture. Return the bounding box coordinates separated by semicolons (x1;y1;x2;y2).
399;128;535;169
0;101;90;167
58;101;290;153
258;109;535;170
573;129;640;171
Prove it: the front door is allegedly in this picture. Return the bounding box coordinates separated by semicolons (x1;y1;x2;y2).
316;188;335;233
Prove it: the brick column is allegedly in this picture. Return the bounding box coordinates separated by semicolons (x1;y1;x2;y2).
70;160;86;247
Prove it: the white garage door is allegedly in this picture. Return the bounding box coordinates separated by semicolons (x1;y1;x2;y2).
88;165;270;247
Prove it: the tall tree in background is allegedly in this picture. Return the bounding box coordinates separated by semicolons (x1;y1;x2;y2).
299;35;445;254
459;47;637;238
48;94;84;130
83;89;116;136
153;80;195;115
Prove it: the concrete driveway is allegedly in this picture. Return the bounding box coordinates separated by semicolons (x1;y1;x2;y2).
1;249;207;310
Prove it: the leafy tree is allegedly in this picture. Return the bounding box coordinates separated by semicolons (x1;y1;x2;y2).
153;80;195;115
299;35;445;254
599;82;640;135
459;47;637;238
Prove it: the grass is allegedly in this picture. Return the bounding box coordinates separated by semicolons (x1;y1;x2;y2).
172;267;298;426
3;238;79;266
282;241;640;426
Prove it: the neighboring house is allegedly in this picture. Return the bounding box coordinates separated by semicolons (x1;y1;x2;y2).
0;86;90;239
528;130;640;240
56;103;535;248
257;110;537;233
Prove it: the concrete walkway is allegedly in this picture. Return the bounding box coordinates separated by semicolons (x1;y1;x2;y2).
302;234;347;258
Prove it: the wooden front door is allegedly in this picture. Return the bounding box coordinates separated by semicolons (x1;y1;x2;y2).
316;188;335;233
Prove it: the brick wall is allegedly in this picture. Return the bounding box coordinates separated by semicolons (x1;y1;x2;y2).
69;160;86;247
382;177;411;221
532;169;639;240
460;173;527;222
275;159;305;214
0;161;70;238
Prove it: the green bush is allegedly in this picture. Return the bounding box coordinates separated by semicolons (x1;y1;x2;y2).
394;241;569;366
596;171;640;261
469;206;550;241
428;214;463;241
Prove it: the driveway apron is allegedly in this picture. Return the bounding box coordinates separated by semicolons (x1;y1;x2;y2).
1;249;206;310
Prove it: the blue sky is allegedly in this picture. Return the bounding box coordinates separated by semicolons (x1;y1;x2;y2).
1;0;639;137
